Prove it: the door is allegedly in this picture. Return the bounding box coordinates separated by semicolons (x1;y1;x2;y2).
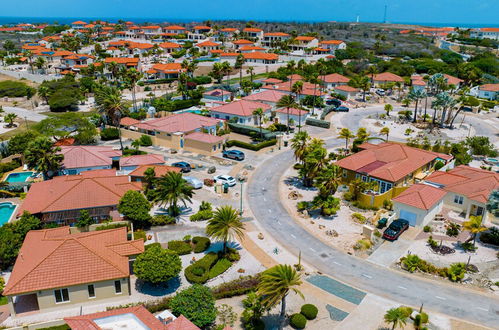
400;209;418;227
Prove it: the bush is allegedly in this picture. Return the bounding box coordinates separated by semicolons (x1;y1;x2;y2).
351;212;366;224
134;245;182;284
434;160;445;170
192;236;211;253
185;253;219;284
460;241;477;252
225;139;277;151
168;240;192;255
480;227;499;246
134;230;147;241
150;214;176;226
190;210;213;221
300;304;318;320
225;248;241;262
139;134;153;146
207;258;232;278
447;262;466;282
446;222;461;237
423;225;432;233
305;117;330;129
211;274;261;299
169;284;217;328
290;313;307;329
100;127;120;140
354;239;372;250
95;223;128;231
145;242;161;250
48;89;80;112
297;201;311;211
190;76;212;85
427;235;438;248
0;80;35;97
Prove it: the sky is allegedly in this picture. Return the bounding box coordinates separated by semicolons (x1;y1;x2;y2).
1;0;498;25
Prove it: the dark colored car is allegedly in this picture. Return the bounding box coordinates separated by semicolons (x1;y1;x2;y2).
172;161;191;173
326;98;342;107
334;106;350;112
223;149;245;161
382;219;410;241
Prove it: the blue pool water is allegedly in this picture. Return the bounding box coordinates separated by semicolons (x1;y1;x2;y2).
5;171;33;183
307;275;366;305
0;202;16;226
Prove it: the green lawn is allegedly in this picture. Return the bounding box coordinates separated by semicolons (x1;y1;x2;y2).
0;120;36;140
0;295;7;305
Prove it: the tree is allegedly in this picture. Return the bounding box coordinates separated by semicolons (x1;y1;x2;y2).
290;131;310;164
384;103;393;116
277;94;298;134
143;167;157;192
257;264;303;330
292;81;304;131
33;112;98;144
118;190;152;226
206;205;245;254
133;244;182;284
463;215;487;247
465;136;497;157
384;307;409;330
486;190;499;218
4;113;17;128
37;85;51;104
246;66;255;84
380;127;390;141
7;130;40;155
338;127;355;151
154;171;194;216
75;210;94;228
24;136;63;179
209;62;225;84
408;88;427;123
94;85;129;150
348;75;370;102
122;68;143;111
216;304;237;329
235;54;245;85
242;292;265;329
299;138;328;186
450;142;472;165
252;107;264;139
315;164;342;197
169;284;217;328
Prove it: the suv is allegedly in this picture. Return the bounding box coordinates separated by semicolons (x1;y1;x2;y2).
326;98;342;107
382;219;410;241
172;161;191;173
376;89;386;96
334;106;349;112
223;149;245;161
213;174;237;187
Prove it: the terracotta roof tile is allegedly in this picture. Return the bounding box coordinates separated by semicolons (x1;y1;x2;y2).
129;164;181;178
60;146;121;169
135;112;220;134
185;132;225;144
322;73;350;84
392;184;446;210
211;100;271;117
120;154;165;167
373;72;404;82
243;90;288;103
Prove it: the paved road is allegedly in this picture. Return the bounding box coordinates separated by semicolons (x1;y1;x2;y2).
247;144;499;327
0;68;58;83
3;107;48;122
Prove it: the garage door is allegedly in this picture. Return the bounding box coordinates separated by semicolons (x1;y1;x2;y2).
399;210;417;226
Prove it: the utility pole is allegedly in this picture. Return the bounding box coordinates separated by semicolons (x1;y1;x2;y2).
383;5;388;24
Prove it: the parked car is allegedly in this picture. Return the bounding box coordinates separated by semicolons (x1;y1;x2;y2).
213;174;237;187
184;176;203;189
326;98;342;107
376;89;386;96
172;161;191;173
223;149;245;161
382;219;410;241
334;106;350;112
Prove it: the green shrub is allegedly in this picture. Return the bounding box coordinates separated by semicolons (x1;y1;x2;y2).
351;212;366;224
300;304;318;320
480;227;499;246
150;214;176;226
168;240;192;255
225;139;277;151
227;122;277;140
434;160;445;170
95;223;128;231
48;89;80;112
145;243;161;250
192;236;211;253
185;253;219;284
427;235;438;248
446;222;460;237
134;230;147;241
460;242;476;252
100;127;120;140
190;76;212;85
447;262;466;282
226;248;241;262
297;201;311;211
0;80;36;97
398;306;413;318
402;254;421;272
139;134;153;146
207;258;232;278
305;117;330;129
423;225;432;233
190;210;213;221
211;274;261;299
290;313;307;329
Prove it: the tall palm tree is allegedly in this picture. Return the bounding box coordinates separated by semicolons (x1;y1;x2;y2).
286;60;296;90
408;88;427;123
291;81;304;131
257;264;303;330
290;131;310;164
384;308;408;330
154;171;194;217
463;215;487;247
252;107;264;139
221;61;232;90
315;164;342;197
123;68;143;111
107;61;120;82
277;95;298;135
34;57;46;73
235;54;245;86
206;205;245;254
380;127;390;141
246;66;255;84
366;65;378;84
24;136;64;179
349;75;370;102
338;127;355;151
94;85;129;150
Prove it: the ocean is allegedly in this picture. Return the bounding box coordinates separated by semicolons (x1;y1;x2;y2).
0;16;496;28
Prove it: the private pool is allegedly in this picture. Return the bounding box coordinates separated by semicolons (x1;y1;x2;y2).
485;158;498;166
0;202;16;226
4;171;34;183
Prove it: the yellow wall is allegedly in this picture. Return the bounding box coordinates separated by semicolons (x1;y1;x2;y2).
355;186;409;208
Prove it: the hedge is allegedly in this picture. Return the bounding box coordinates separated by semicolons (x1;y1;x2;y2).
305;117;330;128
225;139;277;151
190;210;213;221
150;214;176;226
190;76;212;85
168;240;192;255
192;236;211;253
185;253;219;283
207;258;232;279
0;80;35;98
143;78;176;85
290;313;307;329
95;223;128;231
228;122;277;140
211;274;261;299
100;127;120;140
301;304;318;320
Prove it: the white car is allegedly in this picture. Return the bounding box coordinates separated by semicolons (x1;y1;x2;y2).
184;176;203;189
213;174;237;187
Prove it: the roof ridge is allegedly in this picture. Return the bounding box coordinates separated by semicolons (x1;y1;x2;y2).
77;236;128;275
39;179;80;213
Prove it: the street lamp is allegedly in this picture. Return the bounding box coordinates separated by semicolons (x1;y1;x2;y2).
238;178;244;216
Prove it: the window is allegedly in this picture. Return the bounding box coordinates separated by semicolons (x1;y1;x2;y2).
362;176;368;182
342;170;347;178
114;280;122;294
454;195;464;205
54;288;69;303
88;285;95;298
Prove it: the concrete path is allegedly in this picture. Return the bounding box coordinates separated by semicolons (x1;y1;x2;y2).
2;107;47;122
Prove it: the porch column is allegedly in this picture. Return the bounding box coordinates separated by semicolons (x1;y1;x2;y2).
7;296;16;316
465;203;472;219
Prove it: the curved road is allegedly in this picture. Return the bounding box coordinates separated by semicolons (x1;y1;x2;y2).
247;109;499;327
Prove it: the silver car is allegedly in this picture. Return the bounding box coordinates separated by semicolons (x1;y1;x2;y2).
184;176;203;189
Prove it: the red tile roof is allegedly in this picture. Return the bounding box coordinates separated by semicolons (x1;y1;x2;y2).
295;36;316;41
243;52;278;60
479;28;499;32
195;40;220;47
373;72;404;82
120;117;141;126
233;39;254;45
243;90;288;103
480;84;499;92
165;315;200;330
243;27;263;32
120;154;164;167
392;183;446;210
425;165;499;204
60;146;121;169
275;107;309;116
221;28;238;32
159;42;182;49
152;63;183;74
104;57;140;66
72;21;87;25
264;32;290;37
3;227;144;296
240;45;266;51
164;25;186;30
129;164;181;178
336;142;452;183
261;78;283;84
322;73;350;84
335;85;359;92
65;306;167;330
185;132;225;144
442;74;463;86
18;173;141;216
321;40;344;45
135;112;220;134
211;100;271;117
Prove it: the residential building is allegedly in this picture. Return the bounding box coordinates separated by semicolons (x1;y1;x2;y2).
411;75;426;92
163;25;187;36
210;99;271;125
262;32;291;48
103;57;140;73
203;88;232;102
334;85;359;100
470;27;499;40
58;146;122;175
443;74;464;89
195;40;221;52
158;42;183;53
275;107;309;126
322;73;350;89
119;154;165;173
18;171;141;224
3;226;144;316
129;164;181;183
372;72;404;86
243;89;288;109
148;63;184;79
243;27;264;40
319;40;346;54
188;26;212;40
478;84;499;100
71;21;87;30
232;39;255;49
218;27;239;40
239;45;266;53
261;81;326;100
290;36;319;52
335;142;454;207
242;51;279;64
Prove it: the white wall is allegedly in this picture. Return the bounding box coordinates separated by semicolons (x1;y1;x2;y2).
394;199;443;227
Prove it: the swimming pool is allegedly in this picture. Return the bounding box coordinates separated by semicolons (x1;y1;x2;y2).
0;202;16;226
4;171;34;183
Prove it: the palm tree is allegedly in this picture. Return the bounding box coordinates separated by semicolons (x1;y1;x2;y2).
380;127;390;141
349;75;370;102
206;205;245;254
277;95;298;135
384;103;393;116
221;61;232;90
37;86;50;104
290;131;310;163
234;54;245;86
246;66;254;84
257;264;303;330
252;107;264;139
291;81;304;131
315;164;342;197
154;171;194;217
366;65;378;84
384;308;408;330
107;61;120;82
286;60;296;90
34;57;46;73
408;88;427;123
123;68;143;111
24;136;64;179
4;113;17;128
94;85;129;150
463;216;487;247
338;127;355;151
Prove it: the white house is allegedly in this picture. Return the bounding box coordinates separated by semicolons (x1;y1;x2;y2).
188;26;212;40
319;40;346;54
470;28;499;40
478;84;499;100
210;100;272;126
321;73;350;89
275;107;309;126
262;32;291;48
290;36;319;52
195;40;221;52
334;85;359;100
242;27;264;40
